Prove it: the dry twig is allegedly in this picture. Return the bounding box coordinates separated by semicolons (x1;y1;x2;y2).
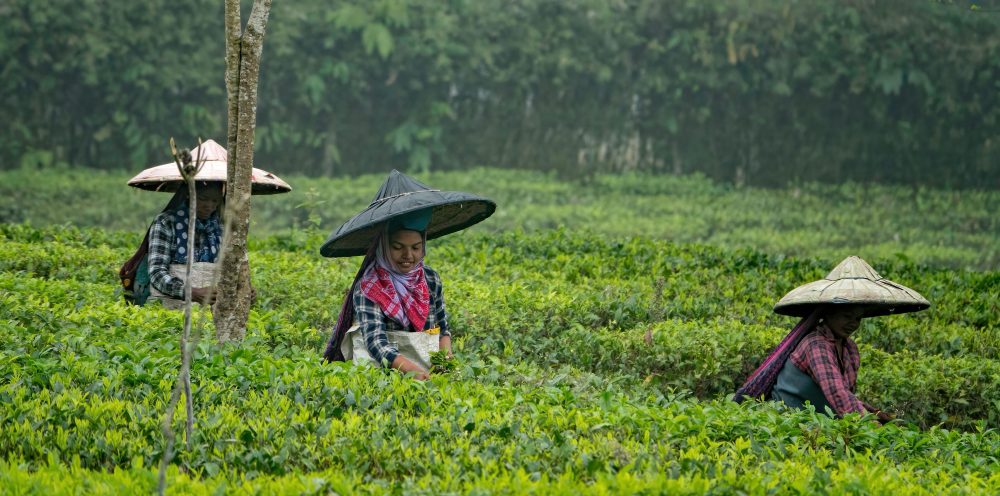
157;137;206;495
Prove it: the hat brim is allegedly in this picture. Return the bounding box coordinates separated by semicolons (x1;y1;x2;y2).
773;278;930;317
126;162;292;195
319;191;496;257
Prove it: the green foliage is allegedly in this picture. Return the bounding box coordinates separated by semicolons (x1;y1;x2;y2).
0;221;999;492
429;351;456;374
1;167;997;270
0;0;224;170
1;170;998;491
3;0;1000;187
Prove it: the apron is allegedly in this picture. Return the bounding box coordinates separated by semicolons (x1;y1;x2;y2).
340;324;439;370
149;262;218;310
771;358;835;414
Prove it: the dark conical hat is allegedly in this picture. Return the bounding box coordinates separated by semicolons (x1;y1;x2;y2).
319;170;496;257
773;256;930;317
126;139;292;195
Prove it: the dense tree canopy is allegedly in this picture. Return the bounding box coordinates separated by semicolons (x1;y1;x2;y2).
2;0;998;187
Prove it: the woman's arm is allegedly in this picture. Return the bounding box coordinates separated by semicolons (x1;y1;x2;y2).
862;402;895;424
147;214;185;299
439;335;452;358
354;289;429;379
391;355;429;380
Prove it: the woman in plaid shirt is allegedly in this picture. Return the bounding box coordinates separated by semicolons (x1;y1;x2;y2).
771;305;889;420
147;182;225;305
320;170;496;378
326;209;452;380
735;256;928;423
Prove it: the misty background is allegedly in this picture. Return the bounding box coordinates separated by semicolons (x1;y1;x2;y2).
3;0;999;188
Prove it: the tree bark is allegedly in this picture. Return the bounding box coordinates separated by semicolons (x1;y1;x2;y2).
215;0;272;342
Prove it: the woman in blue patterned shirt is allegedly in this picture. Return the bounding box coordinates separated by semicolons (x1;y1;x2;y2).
147;182;225;305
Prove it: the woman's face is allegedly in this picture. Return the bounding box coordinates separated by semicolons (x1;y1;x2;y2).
388;229;424;273
824;306;866;340
196;186;224;219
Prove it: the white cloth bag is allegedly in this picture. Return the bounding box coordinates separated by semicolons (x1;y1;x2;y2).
341;324;439;370
149;262;218;310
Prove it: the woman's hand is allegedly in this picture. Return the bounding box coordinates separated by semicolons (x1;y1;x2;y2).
191;287;216;304
874;410;896;424
391;355;430;381
190;286;254;306
864;402;895;425
439;335;453;359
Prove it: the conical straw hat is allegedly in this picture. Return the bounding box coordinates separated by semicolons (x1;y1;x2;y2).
319;170;496;257
126;139;291;195
773;256;930;317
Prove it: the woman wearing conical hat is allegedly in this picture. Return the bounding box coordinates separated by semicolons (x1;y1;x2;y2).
735;256;929;422
321;170;495;380
120;139;291;308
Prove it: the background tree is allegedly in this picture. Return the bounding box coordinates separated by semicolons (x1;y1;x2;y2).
214;0;273;342
2;0;999;189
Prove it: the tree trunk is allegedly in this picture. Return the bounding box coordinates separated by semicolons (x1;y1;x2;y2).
215;0;272;342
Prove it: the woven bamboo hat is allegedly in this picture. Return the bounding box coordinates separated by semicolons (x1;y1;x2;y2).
126;139;291;195
773;256;930;317
320;169;496;258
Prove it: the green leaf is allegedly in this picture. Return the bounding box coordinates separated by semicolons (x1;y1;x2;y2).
362;23;394;59
303;75;325;107
381;0;410;28
876;68;904;95
332;5;371;30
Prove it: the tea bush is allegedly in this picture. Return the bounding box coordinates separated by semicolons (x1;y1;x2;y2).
1;217;998;493
2;167;997;269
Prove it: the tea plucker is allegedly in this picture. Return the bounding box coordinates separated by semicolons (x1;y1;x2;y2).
321;170;495;380
121;139;291;308
735;256;929;421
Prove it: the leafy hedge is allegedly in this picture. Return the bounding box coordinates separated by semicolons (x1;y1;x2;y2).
2;167;998;270
1;178;998;491
1;224;997;432
3;0;1000;187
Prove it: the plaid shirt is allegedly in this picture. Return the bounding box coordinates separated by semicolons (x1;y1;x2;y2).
147;212;185;299
790;323;866;415
147;211;221;299
354;265;450;366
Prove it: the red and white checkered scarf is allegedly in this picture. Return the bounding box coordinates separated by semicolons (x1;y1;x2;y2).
359;230;429;331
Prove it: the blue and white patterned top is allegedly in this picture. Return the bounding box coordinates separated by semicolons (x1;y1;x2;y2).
147;206;222;299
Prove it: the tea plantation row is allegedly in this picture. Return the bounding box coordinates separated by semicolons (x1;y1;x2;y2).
1;167;997;270
1;223;998;493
